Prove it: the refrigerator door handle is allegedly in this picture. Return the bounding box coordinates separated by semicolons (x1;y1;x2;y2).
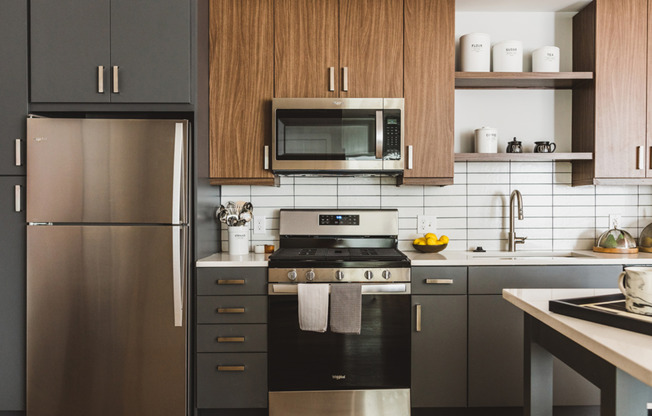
172;122;188;224
172;227;187;327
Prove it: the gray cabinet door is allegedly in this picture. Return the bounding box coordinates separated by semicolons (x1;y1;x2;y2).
0;0;27;175
30;0;111;103
110;0;191;103
0;177;25;410
411;295;467;408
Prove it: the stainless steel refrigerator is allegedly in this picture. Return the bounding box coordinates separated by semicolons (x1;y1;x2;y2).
26;118;189;416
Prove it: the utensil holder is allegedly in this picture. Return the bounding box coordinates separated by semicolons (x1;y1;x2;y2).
228;225;249;255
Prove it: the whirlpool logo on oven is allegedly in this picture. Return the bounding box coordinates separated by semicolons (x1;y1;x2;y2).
332;375;346;380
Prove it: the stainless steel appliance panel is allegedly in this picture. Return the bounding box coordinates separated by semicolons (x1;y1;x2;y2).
27;225;187;416
26;118;188;224
278;209;398;237
269;389;410;416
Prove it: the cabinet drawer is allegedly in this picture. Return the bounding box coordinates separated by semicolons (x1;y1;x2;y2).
468;265;621;294
197;296;267;324
196;353;267;409
197;324;267;353
412;267;467;295
197;267;267;295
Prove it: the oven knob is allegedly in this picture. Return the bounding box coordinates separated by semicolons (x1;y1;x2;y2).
335;270;344;281
306;270;316;281
287;269;297;281
364;270;374;280
382;270;391;280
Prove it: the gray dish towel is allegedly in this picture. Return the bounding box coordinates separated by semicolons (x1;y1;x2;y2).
330;283;362;334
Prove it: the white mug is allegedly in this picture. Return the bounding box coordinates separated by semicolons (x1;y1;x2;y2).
618;267;652;315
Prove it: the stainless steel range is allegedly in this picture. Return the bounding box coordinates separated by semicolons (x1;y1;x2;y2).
267;209;411;416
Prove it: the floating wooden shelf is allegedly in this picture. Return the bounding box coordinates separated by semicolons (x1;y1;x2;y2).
454;72;594;89
454;152;593;162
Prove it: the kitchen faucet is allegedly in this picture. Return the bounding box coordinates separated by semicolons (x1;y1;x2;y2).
509;189;527;251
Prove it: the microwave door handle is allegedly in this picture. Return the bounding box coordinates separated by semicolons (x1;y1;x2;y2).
375;110;383;159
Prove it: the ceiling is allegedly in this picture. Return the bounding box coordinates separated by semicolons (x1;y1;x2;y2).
456;0;592;12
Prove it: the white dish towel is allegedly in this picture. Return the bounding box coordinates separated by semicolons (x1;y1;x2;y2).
298;283;330;332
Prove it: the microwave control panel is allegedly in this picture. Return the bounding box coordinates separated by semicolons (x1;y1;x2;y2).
383;110;401;160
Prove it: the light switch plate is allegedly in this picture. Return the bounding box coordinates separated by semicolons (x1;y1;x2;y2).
254;216;266;235
417;215;437;234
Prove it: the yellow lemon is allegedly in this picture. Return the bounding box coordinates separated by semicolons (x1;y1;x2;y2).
439;235;449;244
425;233;437;240
433;240;444;245
426;237;437;245
413;237;426;245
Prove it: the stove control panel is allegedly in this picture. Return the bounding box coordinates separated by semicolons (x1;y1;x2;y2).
319;214;359;226
269;267;411;283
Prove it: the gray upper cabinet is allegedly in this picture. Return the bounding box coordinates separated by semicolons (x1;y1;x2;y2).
0;0;27;174
30;0;190;104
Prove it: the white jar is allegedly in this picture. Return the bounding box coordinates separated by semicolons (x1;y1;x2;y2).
460;33;491;72
474;127;498;153
228;225;249;255
493;40;523;72
532;46;560;72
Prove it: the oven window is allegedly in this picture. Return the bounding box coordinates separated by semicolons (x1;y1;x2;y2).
276;109;377;160
268;294;411;391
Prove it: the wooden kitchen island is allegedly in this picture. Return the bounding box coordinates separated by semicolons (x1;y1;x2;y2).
503;289;652;416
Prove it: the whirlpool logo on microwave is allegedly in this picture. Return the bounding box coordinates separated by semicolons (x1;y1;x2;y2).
332;375;346;380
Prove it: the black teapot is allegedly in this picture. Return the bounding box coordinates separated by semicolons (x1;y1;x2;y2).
506;138;522;153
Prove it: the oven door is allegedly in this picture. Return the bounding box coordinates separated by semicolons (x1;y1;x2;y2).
268;285;411;391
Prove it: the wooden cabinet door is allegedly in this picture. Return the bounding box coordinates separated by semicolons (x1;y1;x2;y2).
339;0;403;98
30;0;111;103
110;0;191;103
209;0;275;184
401;0;454;185
275;0;339;98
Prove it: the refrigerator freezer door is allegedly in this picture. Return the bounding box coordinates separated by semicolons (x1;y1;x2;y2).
26;119;188;224
27;225;187;416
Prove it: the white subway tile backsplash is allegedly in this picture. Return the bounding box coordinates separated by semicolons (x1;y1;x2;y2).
218;161;652;251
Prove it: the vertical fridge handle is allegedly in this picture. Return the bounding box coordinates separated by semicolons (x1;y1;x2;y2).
172;122;188;224
172;227;187;327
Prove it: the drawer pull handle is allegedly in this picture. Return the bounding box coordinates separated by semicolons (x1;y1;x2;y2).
415;304;422;332
217;365;245;372
217;336;245;343
217;307;245;314
425;278;454;285
217;279;245;285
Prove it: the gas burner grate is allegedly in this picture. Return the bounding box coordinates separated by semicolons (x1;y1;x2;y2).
298;248;318;256
359;248;378;256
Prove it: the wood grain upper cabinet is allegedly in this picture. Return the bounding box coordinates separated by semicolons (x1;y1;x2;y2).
401;0;454;185
572;0;648;185
209;0;275;185
274;0;403;98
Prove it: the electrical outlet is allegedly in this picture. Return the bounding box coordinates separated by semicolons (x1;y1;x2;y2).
609;214;621;229
253;216;266;235
417;215;437;234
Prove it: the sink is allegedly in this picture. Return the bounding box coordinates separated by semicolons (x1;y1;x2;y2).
471;251;592;259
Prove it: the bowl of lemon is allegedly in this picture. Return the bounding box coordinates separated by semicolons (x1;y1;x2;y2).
413;233;448;253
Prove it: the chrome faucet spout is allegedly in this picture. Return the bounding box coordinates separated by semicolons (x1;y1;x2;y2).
509;190;527;251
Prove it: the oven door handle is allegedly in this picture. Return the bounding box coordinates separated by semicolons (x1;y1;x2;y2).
269;283;410;295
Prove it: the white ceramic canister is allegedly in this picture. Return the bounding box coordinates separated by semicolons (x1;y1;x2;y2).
532;46;560;72
228;225;249;255
474;127;498;153
460;33;491;72
492;40;523;72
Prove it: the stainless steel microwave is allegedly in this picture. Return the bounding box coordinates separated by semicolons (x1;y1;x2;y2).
272;98;404;174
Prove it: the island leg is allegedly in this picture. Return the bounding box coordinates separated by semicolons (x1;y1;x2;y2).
600;368;650;416
524;315;553;416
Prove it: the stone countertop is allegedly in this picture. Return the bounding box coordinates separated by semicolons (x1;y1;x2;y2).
503;288;652;388
196;250;652;267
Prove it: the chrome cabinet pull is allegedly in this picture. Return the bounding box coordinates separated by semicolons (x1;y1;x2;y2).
329;67;335;91
217;279;245;285
97;65;104;93
637;146;644;170
264;145;270;170
425;278;454;285
407;145;414;170
217;365;245;372
217;336;245;343
217;307;245;314
112;66;119;93
375;110;384;159
15;139;21;166
14;185;21;212
415;304;422;332
342;67;348;92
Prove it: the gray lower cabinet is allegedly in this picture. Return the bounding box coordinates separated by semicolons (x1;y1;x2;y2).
30;0;190;104
411;267;467;408
196;267;267;409
0;0;27;175
467;265;622;408
0;177;26;410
